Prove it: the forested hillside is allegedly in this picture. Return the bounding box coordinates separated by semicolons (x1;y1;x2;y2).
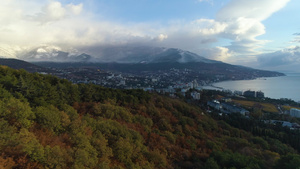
0;66;299;169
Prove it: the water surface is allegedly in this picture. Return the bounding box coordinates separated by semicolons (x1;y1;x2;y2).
211;73;300;102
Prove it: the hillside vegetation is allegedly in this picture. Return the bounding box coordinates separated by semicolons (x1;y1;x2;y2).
232;99;279;113
0;66;299;169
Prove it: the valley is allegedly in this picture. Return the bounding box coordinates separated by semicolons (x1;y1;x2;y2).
34;61;284;90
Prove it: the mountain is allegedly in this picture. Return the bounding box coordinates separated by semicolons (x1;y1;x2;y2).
91;46;218;63
17;46;217;63
2;46;285;80
129;48;218;63
0;58;50;73
19;46;93;62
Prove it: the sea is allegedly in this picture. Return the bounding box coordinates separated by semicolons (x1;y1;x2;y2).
203;73;300;102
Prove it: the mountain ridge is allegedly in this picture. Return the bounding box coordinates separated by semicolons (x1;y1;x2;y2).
12;46;218;64
0;58;50;73
0;46;285;81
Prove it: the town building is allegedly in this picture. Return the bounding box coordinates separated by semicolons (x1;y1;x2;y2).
207;100;222;110
243;90;265;98
265;120;300;129
234;90;243;96
290;108;300;118
256;91;265;98
192;80;199;89
221;103;249;116
222;97;232;102
243;90;256;97
191;91;201;100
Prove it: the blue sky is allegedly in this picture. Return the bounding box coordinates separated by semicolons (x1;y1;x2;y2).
89;0;222;22
1;0;300;72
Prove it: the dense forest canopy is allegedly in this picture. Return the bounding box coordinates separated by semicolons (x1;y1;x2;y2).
0;65;299;169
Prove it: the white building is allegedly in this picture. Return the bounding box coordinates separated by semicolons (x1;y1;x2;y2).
234;90;243;96
152;78;158;82
290;108;300;118
119;80;126;85
191;91;201;100
192;80;199;89
207;101;222;110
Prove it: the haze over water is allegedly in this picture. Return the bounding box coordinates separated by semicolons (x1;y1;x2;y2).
213;73;300;102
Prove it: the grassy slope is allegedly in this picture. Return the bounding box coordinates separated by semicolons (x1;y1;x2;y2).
233;99;279;113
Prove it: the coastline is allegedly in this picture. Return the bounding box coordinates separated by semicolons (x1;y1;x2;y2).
203;74;286;90
202;73;300;102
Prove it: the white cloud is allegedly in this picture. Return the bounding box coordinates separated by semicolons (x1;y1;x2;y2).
0;1;87;52
195;19;227;35
258;46;300;66
217;0;290;21
200;46;234;62
224;17;265;40
197;0;214;5
291;33;300;43
67;3;83;15
252;46;300;72
198;0;290;63
0;0;206;54
156;34;168;41
44;1;66;20
214;46;233;61
0;0;292;65
32;1;83;23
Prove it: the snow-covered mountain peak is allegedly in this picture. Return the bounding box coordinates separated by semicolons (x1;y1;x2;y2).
18;45;91;62
1;45;219;64
35;46;61;54
0;46;19;59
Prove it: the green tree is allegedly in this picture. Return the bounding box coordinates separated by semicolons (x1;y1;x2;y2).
275;153;300;169
72;132;98;168
44;145;69;169
0;97;34;128
91;131;113;161
0;119;16;151
204;158;220;169
18;128;45;163
113;138;134;165
35;105;62;133
0;85;12;98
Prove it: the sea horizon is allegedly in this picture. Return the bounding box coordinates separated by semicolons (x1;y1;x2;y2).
203;73;300;102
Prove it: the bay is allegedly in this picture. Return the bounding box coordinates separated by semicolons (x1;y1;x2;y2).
210;73;300;102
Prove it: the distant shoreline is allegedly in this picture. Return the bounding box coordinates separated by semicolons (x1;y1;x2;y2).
206;74;300;102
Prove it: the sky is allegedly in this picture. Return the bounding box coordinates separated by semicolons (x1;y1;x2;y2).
1;0;300;72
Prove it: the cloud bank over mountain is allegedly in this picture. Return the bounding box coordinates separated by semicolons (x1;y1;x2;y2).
0;0;299;72
256;46;300;72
